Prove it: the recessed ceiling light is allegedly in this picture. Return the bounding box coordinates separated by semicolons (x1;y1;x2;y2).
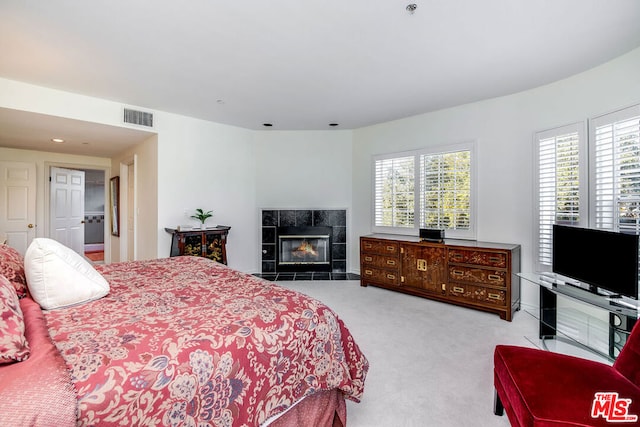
263;123;273;127
51;138;65;143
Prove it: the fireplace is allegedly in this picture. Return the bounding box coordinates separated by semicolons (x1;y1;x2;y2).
261;209;347;274
277;226;332;272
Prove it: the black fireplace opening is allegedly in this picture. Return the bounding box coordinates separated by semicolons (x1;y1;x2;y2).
276;226;332;272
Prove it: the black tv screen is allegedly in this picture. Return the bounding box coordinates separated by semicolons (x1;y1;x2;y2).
552;225;639;300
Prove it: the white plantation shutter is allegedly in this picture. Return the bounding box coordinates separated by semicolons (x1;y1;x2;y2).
535;123;586;270
374;154;416;228
590;105;640;233
419;149;471;231
372;143;475;238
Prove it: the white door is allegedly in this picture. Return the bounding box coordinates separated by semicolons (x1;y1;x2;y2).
0;162;36;255
50;167;85;255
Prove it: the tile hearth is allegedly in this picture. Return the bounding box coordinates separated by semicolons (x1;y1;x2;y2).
254;272;360;281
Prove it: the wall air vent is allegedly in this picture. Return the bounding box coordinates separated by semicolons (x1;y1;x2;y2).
123;108;154;128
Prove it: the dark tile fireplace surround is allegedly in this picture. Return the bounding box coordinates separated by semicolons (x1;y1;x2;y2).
255;209;360;281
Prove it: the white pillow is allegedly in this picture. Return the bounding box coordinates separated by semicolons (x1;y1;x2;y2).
24;238;110;310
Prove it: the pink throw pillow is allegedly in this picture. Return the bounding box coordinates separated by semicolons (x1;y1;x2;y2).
0;274;30;364
0;244;28;298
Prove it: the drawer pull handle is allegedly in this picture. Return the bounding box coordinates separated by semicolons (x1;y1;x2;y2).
452;253;463;260
386;245;395;252
452;269;464;276
489;256;502;262
364;269;373;275
364;243;372;249
364;256;373;262
488;293;502;300
452;286;464;293
387;259;396;266
387;274;396;280
488;274;501;281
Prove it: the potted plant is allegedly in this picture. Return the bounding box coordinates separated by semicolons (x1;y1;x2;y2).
191;208;213;229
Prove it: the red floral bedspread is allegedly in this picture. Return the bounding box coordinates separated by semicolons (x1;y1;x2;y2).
44;257;368;426
0;297;77;426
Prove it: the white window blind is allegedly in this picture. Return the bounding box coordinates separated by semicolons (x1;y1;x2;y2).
374;155;415;228
420;150;471;231
590;105;640;233
373;143;475;238
535;123;586;269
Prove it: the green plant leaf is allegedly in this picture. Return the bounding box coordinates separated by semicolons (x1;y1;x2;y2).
190;208;213;222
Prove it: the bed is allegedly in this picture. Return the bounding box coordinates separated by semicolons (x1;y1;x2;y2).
0;240;368;426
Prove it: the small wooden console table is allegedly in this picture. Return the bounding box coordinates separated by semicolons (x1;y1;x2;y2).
165;226;231;264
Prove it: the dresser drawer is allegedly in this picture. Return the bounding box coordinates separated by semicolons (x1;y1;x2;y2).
361;253;399;269
361;267;399;286
361;238;400;256
448;266;506;287
447;283;507;307
448;249;507;268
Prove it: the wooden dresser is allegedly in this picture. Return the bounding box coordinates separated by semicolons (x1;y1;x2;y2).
360;234;520;321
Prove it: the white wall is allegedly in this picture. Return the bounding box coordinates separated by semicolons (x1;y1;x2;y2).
253;130;353;269
253;130;353;208
351;47;640;308
0;78;126;126
156;113;257;272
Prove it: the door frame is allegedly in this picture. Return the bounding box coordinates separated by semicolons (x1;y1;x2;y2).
44;161;112;263
119;156;137;261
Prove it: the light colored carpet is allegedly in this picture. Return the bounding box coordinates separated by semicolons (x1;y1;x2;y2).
277;280;539;427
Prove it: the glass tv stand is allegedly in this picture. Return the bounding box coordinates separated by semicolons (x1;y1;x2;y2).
519;272;638;361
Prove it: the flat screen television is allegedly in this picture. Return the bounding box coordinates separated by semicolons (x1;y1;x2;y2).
552;224;639;300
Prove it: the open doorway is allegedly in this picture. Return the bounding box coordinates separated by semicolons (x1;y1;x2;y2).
47;165;108;263
83;169;106;262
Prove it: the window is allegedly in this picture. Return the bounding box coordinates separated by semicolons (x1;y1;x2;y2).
420;149;471;231
534;123;587;270
373;143;475;239
535;104;640;271
374;155;415;228
590;104;640;233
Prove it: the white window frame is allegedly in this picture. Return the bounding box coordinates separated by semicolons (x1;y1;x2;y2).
372;142;477;240
372;149;419;235
533;122;588;272
589;104;640;232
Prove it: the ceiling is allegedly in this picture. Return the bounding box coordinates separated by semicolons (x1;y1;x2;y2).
0;108;154;157
1;0;640;156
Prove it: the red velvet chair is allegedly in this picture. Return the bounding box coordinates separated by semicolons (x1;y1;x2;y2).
494;321;640;426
